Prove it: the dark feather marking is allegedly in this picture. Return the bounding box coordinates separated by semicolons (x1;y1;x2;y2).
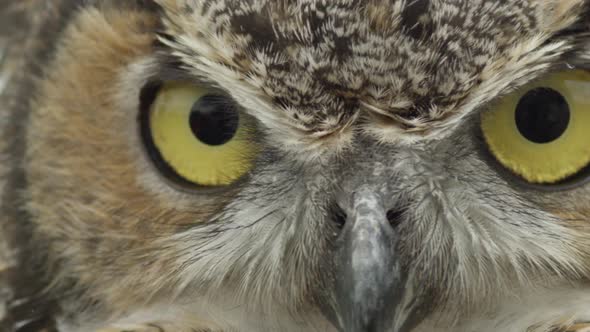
400;0;432;40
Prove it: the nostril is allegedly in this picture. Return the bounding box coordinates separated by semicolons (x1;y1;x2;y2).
330;204;347;229
386;208;404;229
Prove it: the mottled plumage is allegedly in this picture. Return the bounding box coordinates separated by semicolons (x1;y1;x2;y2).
1;1;590;332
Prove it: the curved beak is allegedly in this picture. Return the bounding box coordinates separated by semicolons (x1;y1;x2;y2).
326;187;418;332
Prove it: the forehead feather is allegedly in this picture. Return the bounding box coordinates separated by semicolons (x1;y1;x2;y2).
159;0;582;139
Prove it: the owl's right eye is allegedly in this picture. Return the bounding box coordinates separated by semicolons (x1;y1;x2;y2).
480;70;590;186
140;82;259;187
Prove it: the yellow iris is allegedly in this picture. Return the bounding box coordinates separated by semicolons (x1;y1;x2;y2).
149;82;257;186
481;70;590;184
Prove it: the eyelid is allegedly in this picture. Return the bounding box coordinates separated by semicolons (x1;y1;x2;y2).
147;57;226;94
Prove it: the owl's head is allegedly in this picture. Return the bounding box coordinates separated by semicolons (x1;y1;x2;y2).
3;0;590;331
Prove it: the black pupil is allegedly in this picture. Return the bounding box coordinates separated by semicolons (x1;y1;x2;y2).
514;87;570;144
189;95;239;146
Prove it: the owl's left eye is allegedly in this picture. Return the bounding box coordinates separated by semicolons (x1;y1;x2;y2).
480;69;590;185
140;82;259;187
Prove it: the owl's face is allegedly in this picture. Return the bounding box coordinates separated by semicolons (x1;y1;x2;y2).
3;0;590;331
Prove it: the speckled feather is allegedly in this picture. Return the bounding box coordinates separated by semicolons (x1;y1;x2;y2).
159;0;581;141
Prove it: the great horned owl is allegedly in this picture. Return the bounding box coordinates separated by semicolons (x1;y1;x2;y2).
1;0;590;331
